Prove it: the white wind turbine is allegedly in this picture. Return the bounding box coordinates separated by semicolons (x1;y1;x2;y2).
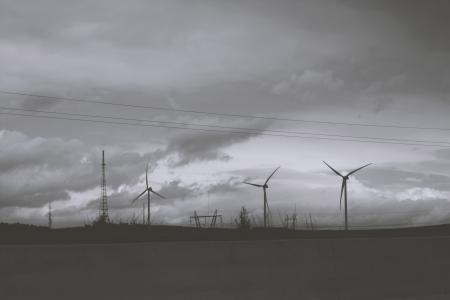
244;167;280;228
131;164;165;226
323;161;371;230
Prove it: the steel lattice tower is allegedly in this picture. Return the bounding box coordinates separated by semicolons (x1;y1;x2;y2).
98;150;109;223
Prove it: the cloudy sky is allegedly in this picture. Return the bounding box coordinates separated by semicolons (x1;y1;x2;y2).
1;0;450;228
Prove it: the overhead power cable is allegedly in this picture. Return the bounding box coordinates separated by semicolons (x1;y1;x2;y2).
1;110;450;148
1;89;450;131
1;105;450;146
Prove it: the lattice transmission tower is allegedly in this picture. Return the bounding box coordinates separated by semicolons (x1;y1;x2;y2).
98;150;110;223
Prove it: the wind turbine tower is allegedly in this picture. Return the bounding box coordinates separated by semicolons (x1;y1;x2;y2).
323;161;371;230
244;166;280;228
142;201;146;225
98;150;109;223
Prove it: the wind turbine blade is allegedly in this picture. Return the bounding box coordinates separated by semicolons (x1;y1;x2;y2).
150;190;165;199
347;163;372;176
323;161;343;177
243;182;264;188
131;189;148;204
145;164;149;189
264;166;281;185
339;180;345;210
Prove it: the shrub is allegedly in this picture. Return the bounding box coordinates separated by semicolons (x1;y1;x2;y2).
235;206;251;230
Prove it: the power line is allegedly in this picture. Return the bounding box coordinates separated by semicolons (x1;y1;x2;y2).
2;105;450;146
1;110;450;148
2;89;450;131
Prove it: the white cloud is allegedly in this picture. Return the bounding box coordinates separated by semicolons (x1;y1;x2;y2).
272;70;344;97
395;187;450;201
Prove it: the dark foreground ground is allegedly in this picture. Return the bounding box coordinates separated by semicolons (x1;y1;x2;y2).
1;233;450;299
3;222;450;244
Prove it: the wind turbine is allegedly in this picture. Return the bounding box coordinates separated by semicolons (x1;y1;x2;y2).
131;164;165;226
244;166;280;228
323;161;371;231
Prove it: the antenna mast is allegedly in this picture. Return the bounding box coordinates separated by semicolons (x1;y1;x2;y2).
98;150;110;223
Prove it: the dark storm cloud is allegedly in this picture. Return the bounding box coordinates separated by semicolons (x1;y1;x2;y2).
0;130;82;172
0;130;165;208
1;0;449;118
18;95;59;110
106;150;166;187
0;0;312;94
341;0;450;51
156;180;199;200
339;0;450;97
85;188;136;211
0;130;88;207
206;176;242;194
153;176;243;204
163;119;271;167
433;149;450;161
0;121;264;210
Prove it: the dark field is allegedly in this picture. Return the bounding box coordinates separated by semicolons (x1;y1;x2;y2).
1;229;450;299
3;222;450;244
